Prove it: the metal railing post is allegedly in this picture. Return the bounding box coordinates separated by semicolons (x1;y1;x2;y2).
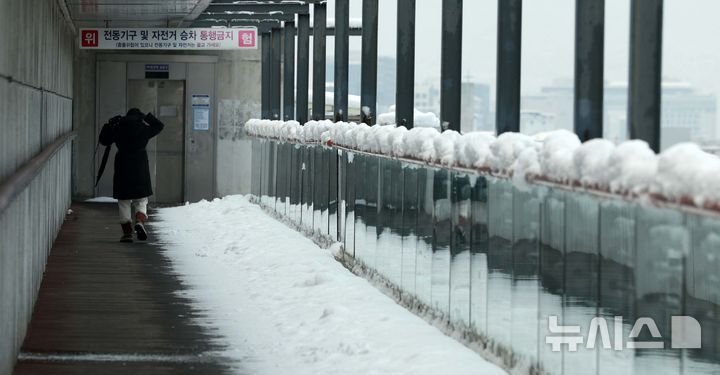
283;21;296;121
628;0;663;152
574;0;605;141
440;0;463;132
334;0;350;122
395;0;416;128
297;14;311;123
361;0;378;125
312;2;327;121
495;0;522;134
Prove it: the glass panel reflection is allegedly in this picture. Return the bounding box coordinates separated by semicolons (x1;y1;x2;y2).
486;178;513;349
511;186;541;364
450;172;472;326
431;168;451;316
248;137;720;374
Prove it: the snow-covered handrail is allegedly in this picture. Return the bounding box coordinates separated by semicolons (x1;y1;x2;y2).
245;119;720;213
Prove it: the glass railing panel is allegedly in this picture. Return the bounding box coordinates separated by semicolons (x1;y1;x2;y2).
300;146;314;231
289;144;302;223
353;153;367;264
275;142;288;216
510;185;542;364
415;167;434;307
401;163;420;297
363;155;380;269
633;206;685;375
268;142;277;211
377;157;403;286
450;172;473;326
562;192;601;375
312;146;324;235
537;187;566;374
598;199;636;373
250;139;261;197
431;168;452;316
486;178;514;350
470;175;490;337
684;213;720;373
328;148;339;241
260;140;269;206
341;151;356;256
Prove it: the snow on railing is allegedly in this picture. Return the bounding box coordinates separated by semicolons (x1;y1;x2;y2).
245;119;720;212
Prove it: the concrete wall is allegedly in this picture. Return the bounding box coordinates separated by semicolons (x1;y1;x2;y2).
0;0;75;373
215;50;261;197
72;48;262;200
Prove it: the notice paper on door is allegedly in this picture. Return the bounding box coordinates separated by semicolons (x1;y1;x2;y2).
191;94;210;131
193;107;210;131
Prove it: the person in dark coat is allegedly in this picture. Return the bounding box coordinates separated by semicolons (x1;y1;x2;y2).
99;108;164;242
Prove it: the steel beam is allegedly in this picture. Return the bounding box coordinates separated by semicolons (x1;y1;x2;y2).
309;27;362;36
441;0;463;132
261;32;272;119
629;0;663;152
205;3;309;14
395;0;416;128
271;28;283;119
334;0;350;122
495;0;522;134
574;0;605;141
284;21;297;120
195;13;296;22
192;19;281;32
361;0;378;125
312;2;327;120
296;13;311;123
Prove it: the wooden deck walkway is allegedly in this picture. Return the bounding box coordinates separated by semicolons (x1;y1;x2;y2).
13;203;236;374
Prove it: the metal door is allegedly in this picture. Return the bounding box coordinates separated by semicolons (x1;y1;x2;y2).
127;79;185;204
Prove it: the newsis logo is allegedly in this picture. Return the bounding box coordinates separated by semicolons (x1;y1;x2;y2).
546;315;702;351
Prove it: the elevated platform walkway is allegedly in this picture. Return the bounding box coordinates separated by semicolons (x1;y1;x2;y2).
13;203;234;374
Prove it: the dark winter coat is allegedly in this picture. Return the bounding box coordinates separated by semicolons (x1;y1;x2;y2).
99;111;164;200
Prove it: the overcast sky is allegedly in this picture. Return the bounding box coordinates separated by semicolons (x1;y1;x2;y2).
319;0;720;99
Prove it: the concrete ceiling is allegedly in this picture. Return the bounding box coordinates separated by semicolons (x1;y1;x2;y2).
63;0;213;28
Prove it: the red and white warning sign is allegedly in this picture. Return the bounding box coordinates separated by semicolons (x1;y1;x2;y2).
79;28;258;50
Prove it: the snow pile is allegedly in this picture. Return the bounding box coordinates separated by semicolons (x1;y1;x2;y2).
153;196;507;375
303;120;335;143
538;130;580;183
245;119;305;142
244;119;720;209
377;105;441;130
654;143;720;206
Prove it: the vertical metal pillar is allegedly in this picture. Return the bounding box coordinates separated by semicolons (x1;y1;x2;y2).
440;0;463;132
495;0;522;134
628;0;663;152
574;0;605;141
361;0;378;125
283;21;296;121
395;0;416;128
271;28;282;119
334;0;350;122
312;2;327;121
296;14;310;124
261;32;272;119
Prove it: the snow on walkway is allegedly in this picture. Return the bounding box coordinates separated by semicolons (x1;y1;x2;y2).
153;195;507;375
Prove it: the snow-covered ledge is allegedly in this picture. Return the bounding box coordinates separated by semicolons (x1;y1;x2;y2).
245;119;720;213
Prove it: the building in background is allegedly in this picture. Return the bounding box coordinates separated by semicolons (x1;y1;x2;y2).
376;56;397;114
414;79;440;115
522;79;717;149
461;82;491;132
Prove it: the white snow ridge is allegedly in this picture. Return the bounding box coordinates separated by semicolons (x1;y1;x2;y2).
154;196;507;375
244;119;720;211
